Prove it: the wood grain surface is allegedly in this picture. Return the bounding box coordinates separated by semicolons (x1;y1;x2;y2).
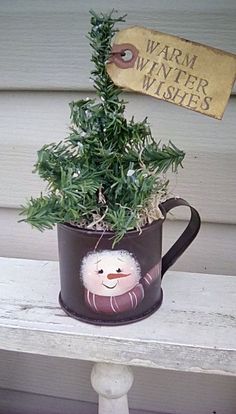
0;257;235;376
0;0;235;92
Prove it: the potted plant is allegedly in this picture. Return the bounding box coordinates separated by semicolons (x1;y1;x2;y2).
20;11;201;325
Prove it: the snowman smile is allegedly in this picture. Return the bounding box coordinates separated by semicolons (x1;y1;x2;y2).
102;281;118;289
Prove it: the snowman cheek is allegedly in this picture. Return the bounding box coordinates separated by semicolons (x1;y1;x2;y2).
83;273;101;291
98;275;109;291
116;276;134;292
121;278;132;289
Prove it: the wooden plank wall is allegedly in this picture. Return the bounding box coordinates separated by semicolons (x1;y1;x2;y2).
0;388;159;414
0;1;235;413
1;350;236;414
0;0;235;91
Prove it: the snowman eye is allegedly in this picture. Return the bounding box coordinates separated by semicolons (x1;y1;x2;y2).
116;268;122;273
98;269;103;274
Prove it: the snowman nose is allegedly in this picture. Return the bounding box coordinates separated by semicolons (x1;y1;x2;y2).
107;273;131;280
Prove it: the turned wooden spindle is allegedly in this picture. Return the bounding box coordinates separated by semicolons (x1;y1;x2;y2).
91;362;134;414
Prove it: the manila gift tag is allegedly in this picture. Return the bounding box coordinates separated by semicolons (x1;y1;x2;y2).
106;27;236;119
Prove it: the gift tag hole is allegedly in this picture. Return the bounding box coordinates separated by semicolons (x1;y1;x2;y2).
121;49;133;62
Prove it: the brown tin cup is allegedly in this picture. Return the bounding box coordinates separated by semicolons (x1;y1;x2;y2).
58;198;201;325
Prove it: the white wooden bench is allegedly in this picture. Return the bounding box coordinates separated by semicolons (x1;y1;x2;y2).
0;257;235;414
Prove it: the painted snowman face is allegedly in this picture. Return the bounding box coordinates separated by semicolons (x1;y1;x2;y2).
81;250;141;297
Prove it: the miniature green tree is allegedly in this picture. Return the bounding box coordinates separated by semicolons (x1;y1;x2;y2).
20;10;185;244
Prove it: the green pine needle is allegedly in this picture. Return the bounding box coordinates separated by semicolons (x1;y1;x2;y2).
20;10;185;244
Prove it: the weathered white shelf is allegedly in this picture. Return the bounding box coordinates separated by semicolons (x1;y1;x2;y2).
0;257;235;376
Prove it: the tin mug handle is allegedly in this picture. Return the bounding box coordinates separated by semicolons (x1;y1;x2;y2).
160;198;201;278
